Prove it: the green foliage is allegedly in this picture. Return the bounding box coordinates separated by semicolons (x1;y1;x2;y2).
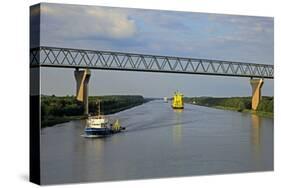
88;95;144;115
257;97;273;112
185;96;273;113
41;95;145;128
41;96;83;118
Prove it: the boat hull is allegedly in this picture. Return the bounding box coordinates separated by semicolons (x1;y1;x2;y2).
172;106;184;109
84;127;110;137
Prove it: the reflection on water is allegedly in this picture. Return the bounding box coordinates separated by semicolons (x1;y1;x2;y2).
172;109;183;144
251;114;262;165
84;137;106;180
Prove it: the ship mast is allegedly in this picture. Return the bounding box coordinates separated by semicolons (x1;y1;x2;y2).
96;100;101;117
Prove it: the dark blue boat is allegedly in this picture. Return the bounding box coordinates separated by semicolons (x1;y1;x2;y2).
83;101;125;138
84;127;110;137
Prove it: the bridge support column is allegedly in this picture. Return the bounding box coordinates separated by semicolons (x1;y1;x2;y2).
74;69;91;115
250;78;264;111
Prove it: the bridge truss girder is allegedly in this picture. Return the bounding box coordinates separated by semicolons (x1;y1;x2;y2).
30;46;274;79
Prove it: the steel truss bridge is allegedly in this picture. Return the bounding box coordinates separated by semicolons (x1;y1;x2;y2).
30;46;274;79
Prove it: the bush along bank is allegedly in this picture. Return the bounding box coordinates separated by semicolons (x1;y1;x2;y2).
184;96;273;117
41;95;147;128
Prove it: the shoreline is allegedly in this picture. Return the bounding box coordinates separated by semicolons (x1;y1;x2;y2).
186;103;273;118
41;101;147;129
41;95;151;128
184;96;273;118
215;106;273;118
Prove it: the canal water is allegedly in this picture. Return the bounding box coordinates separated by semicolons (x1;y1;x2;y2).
41;100;273;184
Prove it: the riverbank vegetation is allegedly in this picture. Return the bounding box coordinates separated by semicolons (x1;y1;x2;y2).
184;96;273;117
41;95;147;128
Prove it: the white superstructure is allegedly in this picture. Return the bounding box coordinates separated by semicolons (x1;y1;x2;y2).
87;115;109;128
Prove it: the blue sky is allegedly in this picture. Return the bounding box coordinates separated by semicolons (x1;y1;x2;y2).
35;3;274;97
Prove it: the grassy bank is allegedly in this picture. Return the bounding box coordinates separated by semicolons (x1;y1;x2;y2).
185;96;273;118
41;95;148;128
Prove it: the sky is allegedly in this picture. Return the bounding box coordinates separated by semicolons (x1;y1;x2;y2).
32;3;274;97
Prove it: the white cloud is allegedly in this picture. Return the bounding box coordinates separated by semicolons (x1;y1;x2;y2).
86;7;136;39
41;4;137;40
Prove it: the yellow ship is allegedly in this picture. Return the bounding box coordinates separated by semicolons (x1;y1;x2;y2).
172;91;184;109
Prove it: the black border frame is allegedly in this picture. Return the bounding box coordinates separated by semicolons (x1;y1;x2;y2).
30;3;41;185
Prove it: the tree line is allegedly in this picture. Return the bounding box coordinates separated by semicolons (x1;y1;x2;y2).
41;95;146;128
185;96;273;113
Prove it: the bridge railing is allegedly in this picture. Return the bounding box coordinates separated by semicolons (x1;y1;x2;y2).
30;46;274;79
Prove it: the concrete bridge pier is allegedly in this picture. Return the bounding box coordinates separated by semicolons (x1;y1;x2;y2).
250;78;264;111
74;69;91;115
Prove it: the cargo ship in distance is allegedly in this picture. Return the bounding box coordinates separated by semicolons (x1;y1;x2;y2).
172;91;184;109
